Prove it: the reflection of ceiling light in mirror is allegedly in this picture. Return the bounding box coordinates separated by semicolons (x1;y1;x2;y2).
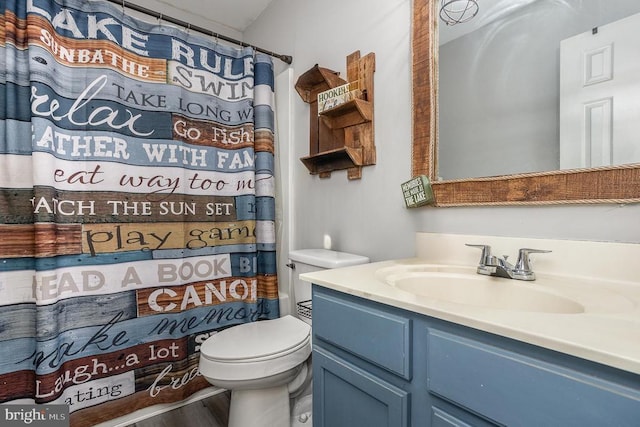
439;0;544;45
440;0;479;25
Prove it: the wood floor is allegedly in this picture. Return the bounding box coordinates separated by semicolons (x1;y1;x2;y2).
126;391;231;427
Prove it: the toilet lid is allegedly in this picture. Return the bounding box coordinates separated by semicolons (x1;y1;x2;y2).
289;249;370;269
201;315;311;362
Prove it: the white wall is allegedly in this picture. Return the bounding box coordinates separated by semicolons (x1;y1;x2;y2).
117;0;243;39
245;0;640;264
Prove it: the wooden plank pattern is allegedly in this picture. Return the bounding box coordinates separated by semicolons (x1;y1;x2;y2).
136;277;258;317
70;376;211;427
254;129;275;154
0;189;35;225
0;338;187;402
172;115;254;149
411;0;437;180
3;10;28;50
431;165;640;205
9;188;237;224
133;354;201;392
0;370;36;402
28;15;167;82
1;3;279;424
0;224;83;258
81;221;256;255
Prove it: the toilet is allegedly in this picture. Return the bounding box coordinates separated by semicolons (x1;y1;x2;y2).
199;249;369;427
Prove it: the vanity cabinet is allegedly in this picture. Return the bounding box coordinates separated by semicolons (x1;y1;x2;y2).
312;288;412;427
312;286;640;427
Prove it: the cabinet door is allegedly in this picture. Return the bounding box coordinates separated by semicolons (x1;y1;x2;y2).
427;329;640;426
429;398;499;427
314;346;410;427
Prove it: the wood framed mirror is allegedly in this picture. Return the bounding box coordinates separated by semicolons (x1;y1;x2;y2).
412;0;640;206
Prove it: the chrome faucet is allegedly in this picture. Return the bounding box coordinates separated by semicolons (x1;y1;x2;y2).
466;244;551;281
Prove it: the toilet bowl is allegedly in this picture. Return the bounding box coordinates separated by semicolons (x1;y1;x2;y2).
199;315;311;427
199;249;369;427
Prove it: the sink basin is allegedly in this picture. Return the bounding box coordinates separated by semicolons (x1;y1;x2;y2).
376;264;474;277
383;270;586;314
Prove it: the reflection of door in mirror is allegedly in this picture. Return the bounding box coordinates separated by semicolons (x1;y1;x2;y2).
560;12;640;169
438;0;640;181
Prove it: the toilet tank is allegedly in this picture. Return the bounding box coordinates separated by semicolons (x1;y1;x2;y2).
289;249;369;325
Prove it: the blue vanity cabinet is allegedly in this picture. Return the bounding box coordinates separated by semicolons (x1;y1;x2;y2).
312;286;640;427
312;287;412;427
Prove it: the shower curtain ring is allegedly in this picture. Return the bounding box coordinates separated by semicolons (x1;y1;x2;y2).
186;23;191;34
158;13;163;25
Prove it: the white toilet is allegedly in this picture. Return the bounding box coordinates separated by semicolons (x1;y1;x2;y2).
199;249;369;427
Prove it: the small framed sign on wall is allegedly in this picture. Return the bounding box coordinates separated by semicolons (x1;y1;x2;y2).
401;175;434;208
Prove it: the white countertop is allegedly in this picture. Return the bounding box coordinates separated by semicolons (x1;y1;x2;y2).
301;233;640;375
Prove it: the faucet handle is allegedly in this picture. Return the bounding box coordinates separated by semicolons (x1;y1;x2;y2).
515;248;551;273
465;244;492;265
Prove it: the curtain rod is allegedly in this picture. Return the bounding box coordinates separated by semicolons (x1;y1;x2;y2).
105;0;293;64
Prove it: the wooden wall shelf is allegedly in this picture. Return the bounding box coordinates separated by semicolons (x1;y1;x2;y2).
295;65;347;103
320;99;373;129
295;51;376;179
300;147;363;178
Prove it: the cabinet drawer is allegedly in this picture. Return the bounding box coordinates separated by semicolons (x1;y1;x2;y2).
313;289;412;379
426;329;640;426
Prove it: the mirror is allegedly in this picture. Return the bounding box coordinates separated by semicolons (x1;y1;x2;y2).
439;0;640;180
412;0;640;205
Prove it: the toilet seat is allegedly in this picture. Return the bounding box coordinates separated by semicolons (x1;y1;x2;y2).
202;315;311;362
199;316;312;382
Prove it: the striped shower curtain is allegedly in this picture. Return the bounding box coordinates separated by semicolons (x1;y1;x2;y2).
0;0;279;424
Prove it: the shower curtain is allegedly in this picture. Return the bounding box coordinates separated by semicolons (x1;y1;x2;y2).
0;0;279;425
